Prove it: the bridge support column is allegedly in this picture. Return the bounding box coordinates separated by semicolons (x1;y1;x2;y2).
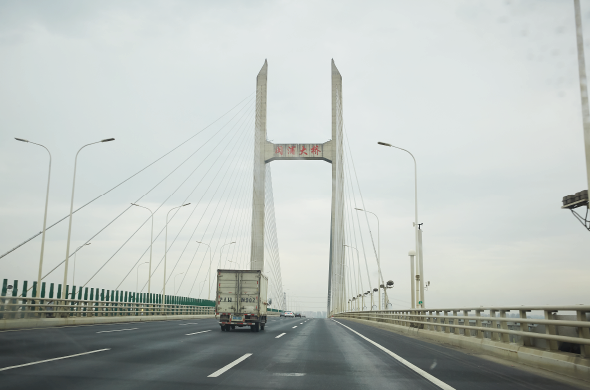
327;60;344;316
250;60;268;272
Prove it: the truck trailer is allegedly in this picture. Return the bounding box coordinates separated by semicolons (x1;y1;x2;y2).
215;269;268;332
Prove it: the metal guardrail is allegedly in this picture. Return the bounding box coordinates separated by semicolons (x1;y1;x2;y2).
0;296;214;319
336;306;590;358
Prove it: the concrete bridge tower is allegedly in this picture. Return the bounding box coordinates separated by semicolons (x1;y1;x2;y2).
249;60;345;315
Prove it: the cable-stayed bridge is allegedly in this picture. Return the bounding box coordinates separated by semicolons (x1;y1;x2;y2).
1;60;589;390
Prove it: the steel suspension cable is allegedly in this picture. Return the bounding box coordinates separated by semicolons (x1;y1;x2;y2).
1;94;254;261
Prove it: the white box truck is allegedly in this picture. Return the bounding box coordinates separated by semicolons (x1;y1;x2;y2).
215;269;268;332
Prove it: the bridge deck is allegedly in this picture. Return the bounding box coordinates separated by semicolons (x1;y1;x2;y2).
0;318;581;389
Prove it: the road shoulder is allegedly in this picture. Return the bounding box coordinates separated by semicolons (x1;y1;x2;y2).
340;317;590;390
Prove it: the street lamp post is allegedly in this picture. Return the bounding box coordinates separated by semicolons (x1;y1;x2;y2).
73;242;91;287
131;203;154;293
378;141;424;308
163;203;190;310
137;262;149;297
409;251;416;308
63;138;115;298
15;138;51;297
219;242;236;269
174;272;184;295
343;244;360;309
354;208;385;310
196;241;212;299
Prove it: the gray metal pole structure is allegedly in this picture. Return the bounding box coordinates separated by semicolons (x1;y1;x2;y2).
574;0;590;192
164;203;190;309
343;245;360;304
73;242;91;287
355;208;385;310
218;242;236;269
378;142;422;307
136;262;148;297
174;272;184;295
409;251;416;308
196;241;212;299
63;138;114;297
15;138;51;297
131;203;154;293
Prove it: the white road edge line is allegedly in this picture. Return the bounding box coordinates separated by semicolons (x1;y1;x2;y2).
0;348;111;372
207;353;252;377
332;320;456;390
292;326;297;328
276;333;286;339
96;328;138;334
186;330;212;336
179;323;199;325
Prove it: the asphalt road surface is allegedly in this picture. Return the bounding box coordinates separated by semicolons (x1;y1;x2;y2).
0;317;579;389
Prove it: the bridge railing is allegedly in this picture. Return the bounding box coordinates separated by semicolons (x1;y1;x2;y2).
336;306;590;358
0;296;214;319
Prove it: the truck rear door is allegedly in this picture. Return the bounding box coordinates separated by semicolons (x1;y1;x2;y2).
237;272;260;314
217;271;238;314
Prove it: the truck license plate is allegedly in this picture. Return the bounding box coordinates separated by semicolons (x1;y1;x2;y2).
232;315;243;321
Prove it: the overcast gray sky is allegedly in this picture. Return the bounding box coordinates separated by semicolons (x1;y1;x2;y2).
1;0;589;311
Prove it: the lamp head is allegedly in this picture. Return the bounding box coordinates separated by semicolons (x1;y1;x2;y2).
377;141;392;147
15;138;29;143
101;138;115;142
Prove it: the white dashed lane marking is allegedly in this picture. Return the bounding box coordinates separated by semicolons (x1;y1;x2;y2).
96;328;138;334
208;354;252;377
0;349;111;372
186;330;212;336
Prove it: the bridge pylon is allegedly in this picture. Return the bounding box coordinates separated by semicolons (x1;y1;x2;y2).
249;60;345;316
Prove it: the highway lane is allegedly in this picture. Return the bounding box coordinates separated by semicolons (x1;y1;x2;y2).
0;317;580;389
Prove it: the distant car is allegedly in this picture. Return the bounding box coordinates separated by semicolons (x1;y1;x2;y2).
302;315;306;318
284;311;295;318
280;312;285;317
295;313;301;318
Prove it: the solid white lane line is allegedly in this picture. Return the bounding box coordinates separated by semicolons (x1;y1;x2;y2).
292;326;297;328
274;373;305;376
207;353;252;377
179;323;199;325
96;328;138;334
332;320;456;390
186;330;211;336
0;349;111;372
276;333;286;339
300;323;303;324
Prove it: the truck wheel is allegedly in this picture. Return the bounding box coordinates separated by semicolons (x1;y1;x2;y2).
261;323;265;331
221;325;225;332
255;322;260;332
225;324;231;331
250;325;255;332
